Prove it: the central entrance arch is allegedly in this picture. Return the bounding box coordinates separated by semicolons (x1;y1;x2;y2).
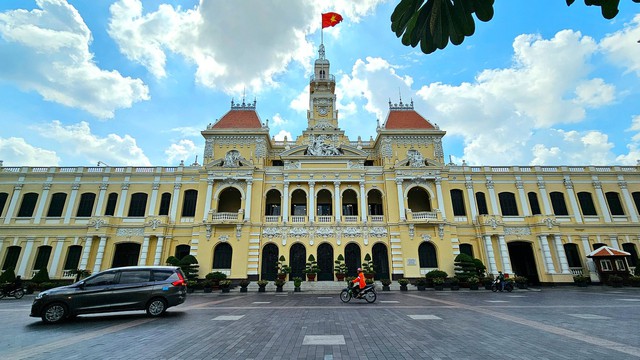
372;243;390;280
261;243;279;281
112;242;141;268
345;243;361;277
289;243;306;280
317;243;334;281
507;241;540;284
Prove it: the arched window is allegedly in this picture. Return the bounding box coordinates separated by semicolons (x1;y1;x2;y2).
0;192;8;217
407;187;431;212
622;243;638;267
181;189;198;217
46;193;67;217
550;192;568;216
317;189;332;216
459;244;473;258
342;189;358;216
605;192;625;216
265;189;281;216
498;192;519;216
213;243;232;269
290;189;307;216
158;193;171;216
367;189;383;215
33;246;52;271
418;242;438;268
218;188;241;213
577;192;597;216
633;192;640;214
128;192;148;217
76;192;96;217
175;245;191;260
104;193;118;216
528;192;541;215
563;243;582;268
17;192;38;217
475;192;488;215
63;245;83;271
450;189;466;216
2;246;21;270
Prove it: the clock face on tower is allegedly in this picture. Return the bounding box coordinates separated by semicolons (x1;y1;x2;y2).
318;106;328;116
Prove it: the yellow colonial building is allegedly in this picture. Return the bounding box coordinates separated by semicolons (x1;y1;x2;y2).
1;45;639;284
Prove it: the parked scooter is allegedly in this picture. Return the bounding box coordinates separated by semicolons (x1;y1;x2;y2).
340;282;377;303
0;285;25;299
491;279;513;292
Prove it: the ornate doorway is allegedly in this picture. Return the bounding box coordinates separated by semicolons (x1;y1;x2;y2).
507;241;540;284
112;243;141;268
289;243;306;280
345;243;361;277
317;243;334;281
372;243;390;280
261;243;279;281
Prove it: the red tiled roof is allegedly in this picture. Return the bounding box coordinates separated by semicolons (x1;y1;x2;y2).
211;110;262;129
587;246;631;257
384;110;435;129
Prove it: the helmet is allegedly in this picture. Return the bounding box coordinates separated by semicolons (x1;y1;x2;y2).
357;268;362;272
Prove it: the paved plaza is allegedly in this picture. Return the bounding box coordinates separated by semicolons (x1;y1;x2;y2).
1;286;639;360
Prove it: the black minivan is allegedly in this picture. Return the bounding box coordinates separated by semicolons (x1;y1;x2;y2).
31;266;187;323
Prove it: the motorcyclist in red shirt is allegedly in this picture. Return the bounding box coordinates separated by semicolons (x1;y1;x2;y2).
352;268;366;298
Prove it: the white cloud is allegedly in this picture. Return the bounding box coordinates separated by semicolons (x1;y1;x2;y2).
273;129;293;142
290;85;310;112
529;129;614;166
168;126;202;138
0;137;60;166
32;120;151;166
271;113;287;127
600;14;640;77
617;115;640;165
165;139;197;164
107;0;384;95
0;0;150;118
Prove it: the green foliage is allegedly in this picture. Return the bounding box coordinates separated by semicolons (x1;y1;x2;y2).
178;255;199;281
362;253;375;274
513;276;528;284
467;276;479;284
432;277;445;285
573;275;589;283
398;278;409;286
0;267;16;283
473;258;487;277
274;278;286;287
365;278;374;285
257;280;269;287
277;255;291;274
381;278;392;286
293;277;303;287
334;254;347;274
414;278;427;286
454;253;476;282
165;256;180;266
425;269;448;279
391;0;634;55
239;279;251;287
304;254;319;274
206;271;227;281
31;268;50;283
219;280;231;288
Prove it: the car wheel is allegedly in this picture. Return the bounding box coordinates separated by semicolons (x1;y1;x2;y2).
42;303;67;324
146;298;167;317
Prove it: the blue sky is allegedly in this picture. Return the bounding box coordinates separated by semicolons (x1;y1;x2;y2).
1;0;639;167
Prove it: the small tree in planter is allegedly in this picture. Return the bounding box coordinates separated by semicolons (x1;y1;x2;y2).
414;278;427;291
304;254;319;281
398;278;409;291
277;255;291;280
482;276;494;290
334;254;347;281
293;277;302;292
165;256;180;266
433;277;445;290
219;280;231;293
239;279;250;293
573;275;589;287
362;253;375;279
468;276;480;290
257;280;268;292
0;267;16;284
381;279;392;291
449;277;460;290
178;255;200;283
473;258;487;278
206;271;227;288
31;268;50;291
425;269;448;287
274;278;286;292
454;253;477;284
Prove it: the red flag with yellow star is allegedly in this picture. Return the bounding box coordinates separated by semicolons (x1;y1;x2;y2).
322;12;343;28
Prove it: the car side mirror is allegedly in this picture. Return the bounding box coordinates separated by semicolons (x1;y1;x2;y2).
77;281;85;289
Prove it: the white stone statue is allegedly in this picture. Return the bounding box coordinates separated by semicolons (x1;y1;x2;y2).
407;149;425;167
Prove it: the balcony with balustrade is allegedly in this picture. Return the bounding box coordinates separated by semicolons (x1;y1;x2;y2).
405;209;442;223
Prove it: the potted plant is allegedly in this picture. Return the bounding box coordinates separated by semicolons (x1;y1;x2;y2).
219;280;231;293
381;279;392;291
398;278;409;291
414;278;427;291
257;280;269;292
304;254;319;281
573;275;589;287
277;255;291;280
433;277;445;290
365;278;374;285
274;278;286;292
239;279;250;293
482;276;494;290
514;276;528;289
334;254;347;281
449;277;460;290
293;277;302;292
468;276;480;290
608;274;623;287
206;271;227;288
202;280;214;293
425;269;448;287
362;253;375;279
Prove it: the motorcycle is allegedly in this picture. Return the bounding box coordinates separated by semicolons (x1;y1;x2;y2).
0;286;25;299
491;279;513;292
340;282;377;303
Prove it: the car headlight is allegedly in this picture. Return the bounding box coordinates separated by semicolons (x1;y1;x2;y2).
35;292;47;300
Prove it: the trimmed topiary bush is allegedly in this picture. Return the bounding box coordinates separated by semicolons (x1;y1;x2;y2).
0;267;16;283
31;268;50;284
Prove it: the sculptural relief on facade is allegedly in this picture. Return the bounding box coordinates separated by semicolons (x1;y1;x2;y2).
223;150;242;167
407;149;426;167
306;135;342;156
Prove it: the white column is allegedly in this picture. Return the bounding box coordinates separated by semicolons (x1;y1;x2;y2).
153;235;165;266
49;237;65;278
148;181;160;216
244;180;253;221
497;235;512;274
553;235;571;274
92;236;108;273
609;235;620;249
34;182;52;223
581;235;597;279
435;177;446;221
396;179;406;221
515;179;530;216
592;179;612;222
359;181;367;223
17;238;35;277
3;183;23;224
538;235;556;274
139;236;150;266
308;181;315;223
483;235;497;275
618;179;639;222
537;177;552;215
169;182;182;222
116;182;130;217
79;236;93;270
334;181;341;223
203;178;213;221
94;182;109;217
563;178;582;223
63;183;81;223
282;181;289;223
465;178;478;220
486;178;500;215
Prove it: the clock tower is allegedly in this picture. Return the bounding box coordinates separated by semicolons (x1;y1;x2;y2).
307;44;339;131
